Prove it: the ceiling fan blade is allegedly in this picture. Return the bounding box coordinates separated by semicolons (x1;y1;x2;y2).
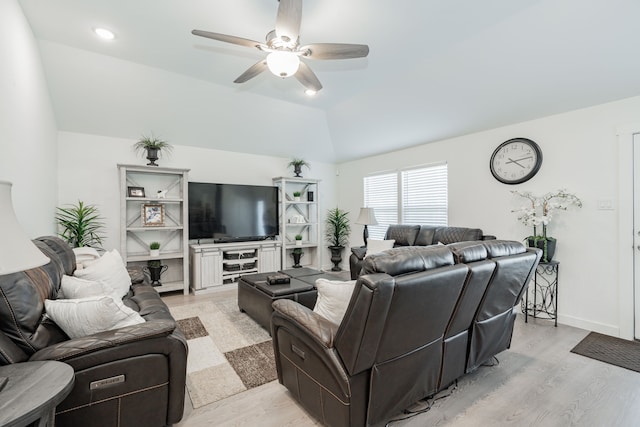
233;59;268;83
300;43;370;60
295;61;322;92
192;29;263;49
275;0;302;43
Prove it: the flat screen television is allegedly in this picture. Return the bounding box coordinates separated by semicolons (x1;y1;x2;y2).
188;182;279;242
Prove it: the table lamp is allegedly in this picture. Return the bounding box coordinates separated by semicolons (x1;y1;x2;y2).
0;181;50;391
355;207;378;246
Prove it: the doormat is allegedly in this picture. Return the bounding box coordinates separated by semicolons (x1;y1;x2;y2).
170;297;277;408
570;331;640;373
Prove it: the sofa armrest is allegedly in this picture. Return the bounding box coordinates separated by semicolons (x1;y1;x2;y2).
29;319;177;362
272;299;339;348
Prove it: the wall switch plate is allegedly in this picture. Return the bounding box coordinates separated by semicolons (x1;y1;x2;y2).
597;199;615;210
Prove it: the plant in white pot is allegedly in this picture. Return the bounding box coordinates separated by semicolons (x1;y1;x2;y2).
149;241;161;257
295;234;303;246
512;189;582;262
293;191;301;202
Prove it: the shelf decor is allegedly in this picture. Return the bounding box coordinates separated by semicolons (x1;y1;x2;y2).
142;204;165;227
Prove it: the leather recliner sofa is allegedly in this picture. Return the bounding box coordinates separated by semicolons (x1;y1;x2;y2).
349;224;496;279
271;240;541;427
0;236;187;427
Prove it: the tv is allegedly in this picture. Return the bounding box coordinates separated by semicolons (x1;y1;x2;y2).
188;182;279;242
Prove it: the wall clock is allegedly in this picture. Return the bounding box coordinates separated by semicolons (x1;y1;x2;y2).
490;138;543;185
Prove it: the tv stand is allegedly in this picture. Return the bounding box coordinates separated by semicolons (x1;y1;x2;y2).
189;240;282;294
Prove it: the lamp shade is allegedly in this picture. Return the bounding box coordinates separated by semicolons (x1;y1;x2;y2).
355;207;378;226
266;51;300;78
0;181;49;275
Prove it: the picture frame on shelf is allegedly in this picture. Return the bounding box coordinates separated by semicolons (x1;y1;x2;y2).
142;204;164;226
128;186;145;197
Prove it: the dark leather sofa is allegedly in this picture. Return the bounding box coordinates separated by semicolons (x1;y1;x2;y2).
0;236;187;427
272;240;541;427
349;224;495;279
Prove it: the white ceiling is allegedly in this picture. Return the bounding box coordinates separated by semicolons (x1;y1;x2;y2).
17;0;640;163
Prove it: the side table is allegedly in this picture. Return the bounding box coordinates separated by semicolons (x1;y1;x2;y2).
0;361;74;427
523;261;559;327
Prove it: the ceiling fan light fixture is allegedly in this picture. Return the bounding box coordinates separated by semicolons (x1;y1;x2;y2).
266;51;300;78
93;27;115;40
304;89;317;96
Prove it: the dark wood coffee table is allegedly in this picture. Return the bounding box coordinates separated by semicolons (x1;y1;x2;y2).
0;361;74;427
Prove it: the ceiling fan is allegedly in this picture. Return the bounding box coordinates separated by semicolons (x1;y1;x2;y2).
192;0;369;92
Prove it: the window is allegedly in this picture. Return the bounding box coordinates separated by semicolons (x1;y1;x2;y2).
364;163;448;239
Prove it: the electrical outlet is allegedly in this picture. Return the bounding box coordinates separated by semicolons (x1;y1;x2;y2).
597;199;614;210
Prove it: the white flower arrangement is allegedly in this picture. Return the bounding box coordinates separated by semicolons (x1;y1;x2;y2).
512;189;582;238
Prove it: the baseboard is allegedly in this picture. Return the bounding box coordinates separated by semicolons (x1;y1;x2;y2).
558;314;621;338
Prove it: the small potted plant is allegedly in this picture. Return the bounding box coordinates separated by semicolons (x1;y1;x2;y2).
133;133;173;166
149;241;161;257
293;191;301;202
287;158;310;178
295;234;303;246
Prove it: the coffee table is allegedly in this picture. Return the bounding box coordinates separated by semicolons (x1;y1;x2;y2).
238;268;336;331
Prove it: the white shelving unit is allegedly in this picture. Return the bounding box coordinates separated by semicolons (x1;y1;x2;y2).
118;164;190;295
272;177;321;269
190;241;281;294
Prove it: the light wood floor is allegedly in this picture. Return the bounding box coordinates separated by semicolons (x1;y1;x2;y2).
163;288;640;427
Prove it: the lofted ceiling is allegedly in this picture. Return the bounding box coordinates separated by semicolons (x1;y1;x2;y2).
17;0;640;163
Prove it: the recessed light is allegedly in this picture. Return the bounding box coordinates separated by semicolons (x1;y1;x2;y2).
304;89;317;96
94;28;115;40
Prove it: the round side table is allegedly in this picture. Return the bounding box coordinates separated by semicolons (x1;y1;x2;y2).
0;360;74;427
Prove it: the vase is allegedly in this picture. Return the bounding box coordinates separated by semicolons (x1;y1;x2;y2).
527;237;556;262
142;264;168;286
150;249;160;257
291;251;304;268
146;147;159;166
328;245;344;271
296;240;302;246
293;164;302;177
294;196;300;202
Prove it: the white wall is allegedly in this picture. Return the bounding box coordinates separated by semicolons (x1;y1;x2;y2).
57;131;338;268
0;0;58;236
337;95;640;337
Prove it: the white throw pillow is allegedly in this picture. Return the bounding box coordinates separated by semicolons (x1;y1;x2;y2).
74;250;131;298
365;239;395;258
61;275;112;299
313;278;357;325
72;247;101;269
45;295;145;339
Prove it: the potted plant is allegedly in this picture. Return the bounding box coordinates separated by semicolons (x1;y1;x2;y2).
143;260;168;286
512;189;582;262
295;234;303;246
293;191;302;202
325;207;351;271
287;158;310;178
150;241;161;257
55;200;105;248
133;134;173;167
291;247;304;268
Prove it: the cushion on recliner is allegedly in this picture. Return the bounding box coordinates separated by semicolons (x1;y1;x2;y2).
482;240;526;258
433;227;483;244
448;242;488;263
361;245;454;277
414;225;439;246
384;225;421;246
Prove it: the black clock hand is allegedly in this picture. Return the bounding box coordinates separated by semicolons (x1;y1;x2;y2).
507;157;525;168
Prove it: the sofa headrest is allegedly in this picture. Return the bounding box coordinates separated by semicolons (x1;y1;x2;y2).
481;240;526;258
433;227;483;244
447;241;488;263
360;245;454;277
385;225;421;246
415;225;439;246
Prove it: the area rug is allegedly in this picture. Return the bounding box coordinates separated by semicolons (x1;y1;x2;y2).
570;331;640;373
169;296;277;408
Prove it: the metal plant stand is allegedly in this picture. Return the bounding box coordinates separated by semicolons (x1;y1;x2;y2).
523;261;559;327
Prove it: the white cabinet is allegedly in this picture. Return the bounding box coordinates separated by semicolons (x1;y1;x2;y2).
190;241;281;294
118;164;190;295
272;177;321;269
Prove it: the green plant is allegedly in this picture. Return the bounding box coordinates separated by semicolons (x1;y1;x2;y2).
293;191;301;197
325;207;351;247
292;247;303;254
150;241;161;250
55;201;105;248
295;234;303;240
133;133;173;158
287;158;310;170
147;260;161;268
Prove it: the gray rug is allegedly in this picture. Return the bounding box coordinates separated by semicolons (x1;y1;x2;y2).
571;331;640;373
170;298;276;408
